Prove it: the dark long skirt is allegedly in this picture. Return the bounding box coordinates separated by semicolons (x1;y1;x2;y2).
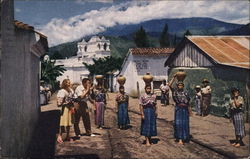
201;94;211;116
195;98;201;115
174;105;190;141
232;111;246;138
161;92;169;105
117;102;130;126
141;107;157;137
95;102;105;127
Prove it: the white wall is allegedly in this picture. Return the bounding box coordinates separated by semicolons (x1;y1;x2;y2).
116;53;138;96
56;36;111;85
117;53;169;96
77;36;111;59
56;65;88;84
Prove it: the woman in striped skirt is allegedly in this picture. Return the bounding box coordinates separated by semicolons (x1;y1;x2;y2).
229;88;245;147
169;74;192;145
139;85;157;146
93;83;106;129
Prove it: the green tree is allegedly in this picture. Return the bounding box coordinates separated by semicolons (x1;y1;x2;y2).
83;56;123;76
51;51;64;59
173;34;177;47
159;24;170;47
184;30;192;36
133;26;149;47
41;58;66;90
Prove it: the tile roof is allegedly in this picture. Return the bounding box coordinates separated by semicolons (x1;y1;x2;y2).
130;48;174;55
187;36;250;69
14;20;47;38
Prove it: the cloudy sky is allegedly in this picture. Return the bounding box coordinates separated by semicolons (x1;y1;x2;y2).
15;0;250;46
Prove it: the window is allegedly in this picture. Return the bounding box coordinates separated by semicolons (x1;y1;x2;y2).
84;46;87;52
104;43;107;50
97;43;101;50
135;60;148;71
153;81;162;89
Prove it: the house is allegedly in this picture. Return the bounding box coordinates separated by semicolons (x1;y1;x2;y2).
0;0;48;157
165;36;250;118
116;48;174;96
55;36;111;84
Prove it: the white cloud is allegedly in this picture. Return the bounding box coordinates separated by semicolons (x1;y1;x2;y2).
75;0;113;5
40;1;250;46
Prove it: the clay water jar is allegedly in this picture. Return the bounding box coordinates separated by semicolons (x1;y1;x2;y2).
143;72;153;84
117;75;126;86
95;75;104;80
176;70;186;81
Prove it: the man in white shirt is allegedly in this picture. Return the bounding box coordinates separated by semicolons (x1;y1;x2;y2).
160;80;170;106
74;78;95;137
201;79;212;116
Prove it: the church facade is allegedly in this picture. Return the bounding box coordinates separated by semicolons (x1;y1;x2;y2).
55;36;111;84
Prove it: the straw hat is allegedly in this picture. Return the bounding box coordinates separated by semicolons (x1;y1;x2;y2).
202;78;209;83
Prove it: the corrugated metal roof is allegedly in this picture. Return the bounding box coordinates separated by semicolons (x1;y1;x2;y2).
14;20;47;38
130;48;174;55
187;36;250;69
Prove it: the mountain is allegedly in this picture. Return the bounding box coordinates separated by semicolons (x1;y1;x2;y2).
219;23;250;35
100;17;243;37
48;17;246;60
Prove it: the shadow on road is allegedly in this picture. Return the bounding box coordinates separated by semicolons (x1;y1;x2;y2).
27;110;61;158
142;138;160;145
55;154;100;159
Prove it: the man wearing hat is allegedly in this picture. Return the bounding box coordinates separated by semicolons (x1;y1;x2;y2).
201;79;212;116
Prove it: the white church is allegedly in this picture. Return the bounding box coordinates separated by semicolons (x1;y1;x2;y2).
55;36;111;84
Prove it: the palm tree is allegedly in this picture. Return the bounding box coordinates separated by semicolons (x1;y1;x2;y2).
41;59;66;90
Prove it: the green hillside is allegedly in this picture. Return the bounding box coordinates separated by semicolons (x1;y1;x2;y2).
48;41;79;59
48;35;166;60
106;36;136;58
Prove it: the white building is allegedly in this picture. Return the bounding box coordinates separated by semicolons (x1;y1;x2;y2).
115;48;174;96
56;36;111;84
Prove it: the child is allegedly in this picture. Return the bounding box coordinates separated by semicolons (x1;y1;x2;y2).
139;85;157;146
195;85;202;116
116;86;130;129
